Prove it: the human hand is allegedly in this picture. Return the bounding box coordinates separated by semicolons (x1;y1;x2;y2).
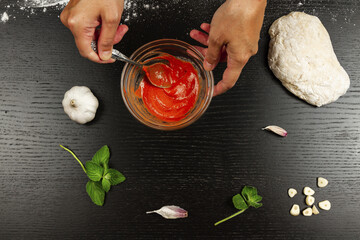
60;0;128;63
190;0;266;96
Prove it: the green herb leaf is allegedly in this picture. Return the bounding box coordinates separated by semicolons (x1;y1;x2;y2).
241;186;263;208
232;194;248;210
86;181;105;206
85;161;104;182
61;144;125;207
91;145;110;166
214;186;262;226
104;169;126;185
102;178;111;193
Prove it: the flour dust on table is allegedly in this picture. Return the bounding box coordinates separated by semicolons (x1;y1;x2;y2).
0;0;205;24
1;11;9;23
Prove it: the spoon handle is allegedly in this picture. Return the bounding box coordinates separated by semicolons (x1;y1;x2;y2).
90;41;142;67
111;49;142;66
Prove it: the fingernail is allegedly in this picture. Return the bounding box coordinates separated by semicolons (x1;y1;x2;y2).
100;51;112;60
204;60;213;71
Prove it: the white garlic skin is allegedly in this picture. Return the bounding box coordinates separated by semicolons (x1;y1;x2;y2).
146;205;188;219
262;125;288;137
62;86;99;124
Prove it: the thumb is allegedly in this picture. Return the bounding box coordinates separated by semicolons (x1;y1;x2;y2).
204;35;223;71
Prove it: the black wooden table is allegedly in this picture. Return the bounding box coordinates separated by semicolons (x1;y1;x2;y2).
0;0;359;239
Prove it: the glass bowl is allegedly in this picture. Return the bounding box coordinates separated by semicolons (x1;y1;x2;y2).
121;39;214;130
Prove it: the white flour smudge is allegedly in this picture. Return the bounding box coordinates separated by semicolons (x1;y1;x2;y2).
1;0;357;27
1;12;9;23
122;1;161;23
0;0;160;24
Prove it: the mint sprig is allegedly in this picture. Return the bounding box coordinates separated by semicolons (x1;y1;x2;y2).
214;186;262;226
60;145;126;206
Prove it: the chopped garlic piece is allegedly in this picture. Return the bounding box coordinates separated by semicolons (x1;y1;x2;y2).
312;205;319;215
306;195;315;206
288;188;297;198
318;200;331;210
303;187;315;196
302;207;312;216
290;204;300;216
317;177;328;188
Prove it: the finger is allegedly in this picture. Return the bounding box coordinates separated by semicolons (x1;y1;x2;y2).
204;33;223;71
193;46;227;62
98;10;121;60
74;35;115;63
200;23;210;33
195;47;227;62
72;24;101;62
72;24;114;63
190;29;209;46
213;57;245;96
193;46;207;57
60;9;69;27
113;24;129;45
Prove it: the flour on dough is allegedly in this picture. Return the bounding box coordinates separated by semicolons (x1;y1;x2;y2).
268;12;350;107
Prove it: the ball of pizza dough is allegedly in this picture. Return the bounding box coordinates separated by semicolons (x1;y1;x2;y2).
268;12;350;107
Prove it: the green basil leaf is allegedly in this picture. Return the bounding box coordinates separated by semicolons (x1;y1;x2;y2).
105;169;126;186
251;195;263;203
91;145;110;166
85;161;104;181
250;202;263;208
102;178;111;193
86;181;105;206
232;194;248;210
241;186;262;208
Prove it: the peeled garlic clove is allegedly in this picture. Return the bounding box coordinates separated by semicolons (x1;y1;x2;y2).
318;200;331;210
288;188;297;198
290;204;300;216
303;187;315;196
312;205;320;215
262;125;288;137
305;195;315;206
317;177;328;188
302;207;313;216
146;205;188;219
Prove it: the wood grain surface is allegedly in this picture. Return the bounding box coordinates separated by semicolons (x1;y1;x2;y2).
0;0;359;239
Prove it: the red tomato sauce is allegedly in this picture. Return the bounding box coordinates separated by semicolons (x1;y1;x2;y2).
135;55;200;122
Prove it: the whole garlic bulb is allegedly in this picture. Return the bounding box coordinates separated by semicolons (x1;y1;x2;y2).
62;86;99;124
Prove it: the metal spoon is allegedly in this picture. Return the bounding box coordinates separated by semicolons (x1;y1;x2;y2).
91;41;171;88
19;0;69;8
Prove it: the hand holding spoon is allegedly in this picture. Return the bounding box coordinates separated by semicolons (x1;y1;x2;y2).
91;41;171;88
